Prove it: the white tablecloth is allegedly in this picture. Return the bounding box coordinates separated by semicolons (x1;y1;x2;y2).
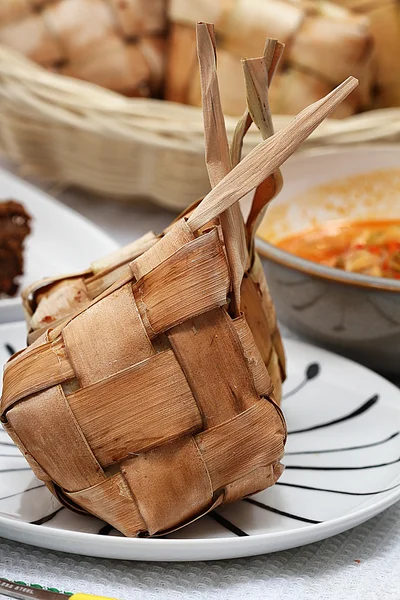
1;504;400;600
1;169;399;600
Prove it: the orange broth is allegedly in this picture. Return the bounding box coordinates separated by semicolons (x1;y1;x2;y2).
277;220;400;279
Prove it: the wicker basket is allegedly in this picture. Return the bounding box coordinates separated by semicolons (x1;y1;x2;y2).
0;27;356;536
167;0;374;118
0;43;400;211
0;0;168;97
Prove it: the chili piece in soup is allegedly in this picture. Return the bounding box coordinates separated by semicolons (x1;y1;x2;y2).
277;220;400;279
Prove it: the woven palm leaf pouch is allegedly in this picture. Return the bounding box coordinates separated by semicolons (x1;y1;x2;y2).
0;24;357;537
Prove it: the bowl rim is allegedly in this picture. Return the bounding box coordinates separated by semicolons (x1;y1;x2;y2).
255;144;400;293
255;237;400;293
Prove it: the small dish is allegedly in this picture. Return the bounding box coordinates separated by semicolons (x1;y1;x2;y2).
0;168;117;323
256;145;400;375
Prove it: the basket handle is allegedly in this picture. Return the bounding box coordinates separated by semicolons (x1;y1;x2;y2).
187;76;358;233
230;39;284;169
230;40;284;262
196;22;248;316
240;48;285;251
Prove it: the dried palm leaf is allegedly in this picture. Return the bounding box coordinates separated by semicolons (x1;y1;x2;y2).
1;29;358;537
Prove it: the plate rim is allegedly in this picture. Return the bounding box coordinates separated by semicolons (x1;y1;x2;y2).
1;332;400;561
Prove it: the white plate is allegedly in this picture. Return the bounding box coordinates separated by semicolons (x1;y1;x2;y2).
1;323;400;561
0;169;117;322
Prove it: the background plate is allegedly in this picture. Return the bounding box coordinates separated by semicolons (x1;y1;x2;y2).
0;169;117;322
1;323;400;561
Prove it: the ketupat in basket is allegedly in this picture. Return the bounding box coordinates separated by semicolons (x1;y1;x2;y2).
0;40;399;211
167;0;373;117
0;0;167;97
0;26;357;536
0;0;399;210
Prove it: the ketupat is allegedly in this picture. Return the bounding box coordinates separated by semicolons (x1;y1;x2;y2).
0;26;358;536
0;0;396;116
0;0;166;97
166;0;371;116
332;0;400;108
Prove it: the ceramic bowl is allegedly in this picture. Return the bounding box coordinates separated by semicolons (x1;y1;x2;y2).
256;145;400;376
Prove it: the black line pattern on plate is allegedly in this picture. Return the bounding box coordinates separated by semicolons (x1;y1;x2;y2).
98;524;114;536
0;484;46;502
276;481;400;496
285;432;400;455
210;512;248;536
0;467;32;473
5;343;16;357
244;498;321;524
285;456;400;471
30;508;64;526
283;363;320;400
0;347;396;540
288;394;379;434
0;454;23;458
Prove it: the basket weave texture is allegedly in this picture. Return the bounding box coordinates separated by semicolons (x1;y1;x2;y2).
1;224;286;537
0;0;399;209
0;43;399;211
0;24;357;536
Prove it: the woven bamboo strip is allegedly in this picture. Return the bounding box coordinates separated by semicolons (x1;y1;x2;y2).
168;308;258;429
267;346;283;404
250;254;278;333
240;274;273;369
121;436;213;535
30;278;91;331
223;464;279;503
195;400;285;490
23;233;159;338
196;22;248;316
230;38;282;169
272;326;286;380
89;231;158;280
68;350;202;466
2;336;74;410
241;253;286;384
131;218;194;280
22;269;91;319
232;314;273;397
241;48;284;244
6;385;106;491
66;472;146;537
133;228;230;336
2;422;52;483
63;284;154;387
